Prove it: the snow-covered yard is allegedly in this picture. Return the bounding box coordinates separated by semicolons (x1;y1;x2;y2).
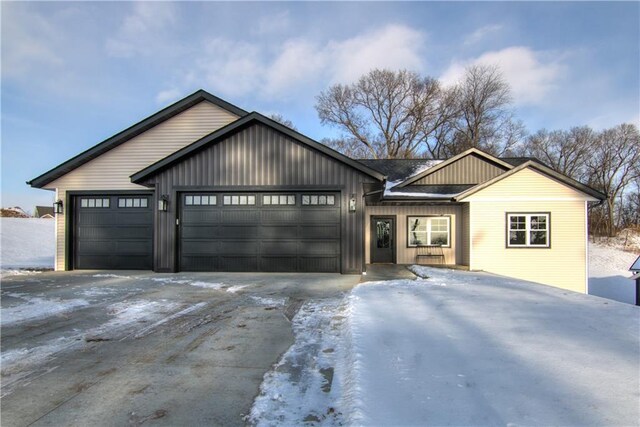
0;217;54;271
589;242;639;304
251;267;639;426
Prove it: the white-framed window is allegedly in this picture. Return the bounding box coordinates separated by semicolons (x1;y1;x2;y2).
184;195;217;206
223;195;256;206
80;198;110;208
407;216;450;247
263;195;295;205
117;197;148;208
507;213;550;247
301;194;335;206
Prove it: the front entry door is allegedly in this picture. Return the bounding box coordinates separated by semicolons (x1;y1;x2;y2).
371;217;395;263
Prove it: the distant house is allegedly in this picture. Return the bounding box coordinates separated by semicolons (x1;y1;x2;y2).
28;90;605;293
34;206;54;218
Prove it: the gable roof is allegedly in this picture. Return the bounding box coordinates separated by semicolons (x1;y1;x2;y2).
34;206;54;216
358;159;444;182
28;90;247;188
131;112;386;183
454;160;606;201
396;148;514;188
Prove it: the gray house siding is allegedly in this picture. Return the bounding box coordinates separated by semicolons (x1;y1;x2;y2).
144;123;376;273
412;154;507;185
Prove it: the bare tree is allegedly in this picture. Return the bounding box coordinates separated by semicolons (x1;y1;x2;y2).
518;126;596;179
585;123;640;236
449;64;523;156
267;113;297;131
315;69;447;159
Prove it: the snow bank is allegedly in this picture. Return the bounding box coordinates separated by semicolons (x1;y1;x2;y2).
589;242;638;304
0;218;55;269
249;299;344;426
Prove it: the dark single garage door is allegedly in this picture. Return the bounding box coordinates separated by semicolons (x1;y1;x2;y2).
73;194;153;269
179;192;341;272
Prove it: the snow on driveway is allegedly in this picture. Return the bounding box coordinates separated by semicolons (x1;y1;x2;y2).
251;267;639;426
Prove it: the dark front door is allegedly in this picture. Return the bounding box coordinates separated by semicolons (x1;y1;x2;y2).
371;217;395;263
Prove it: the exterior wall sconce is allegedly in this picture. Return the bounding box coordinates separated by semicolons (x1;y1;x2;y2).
158;195;169;212
53;199;64;214
349;193;356;212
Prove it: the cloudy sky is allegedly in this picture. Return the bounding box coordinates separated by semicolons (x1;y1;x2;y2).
2;1;638;211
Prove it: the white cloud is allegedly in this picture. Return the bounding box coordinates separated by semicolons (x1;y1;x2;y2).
171;24;427;101
440;46;566;105
106;2;179;58
464;24;503;45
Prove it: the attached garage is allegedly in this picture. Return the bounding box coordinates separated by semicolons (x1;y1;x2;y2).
179;192;340;272
72;194;153;270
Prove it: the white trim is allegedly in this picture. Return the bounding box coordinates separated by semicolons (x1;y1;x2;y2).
506;213;550;248
585;201;589;294
468;203;474;270
462;197;595;202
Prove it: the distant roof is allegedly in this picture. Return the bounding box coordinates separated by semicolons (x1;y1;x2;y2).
35;206;54;216
630;256;640;272
28;90;248;188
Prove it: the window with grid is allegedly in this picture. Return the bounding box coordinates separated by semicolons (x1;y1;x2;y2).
117;197;148;208
80;198;110;208
407;216;450;247
222;195;256;205
184;195;217;206
301;194;335;206
507;213;549;247
263;195;295;205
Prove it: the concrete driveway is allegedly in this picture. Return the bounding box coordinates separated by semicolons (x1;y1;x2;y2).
0;271;359;426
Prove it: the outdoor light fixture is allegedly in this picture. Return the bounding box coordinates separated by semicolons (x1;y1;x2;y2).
53;199;63;214
158;195;169;212
349;194;356;212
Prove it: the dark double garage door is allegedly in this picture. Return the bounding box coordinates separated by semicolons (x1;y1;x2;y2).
179;192;341;272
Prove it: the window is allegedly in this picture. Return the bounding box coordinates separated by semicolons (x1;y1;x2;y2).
301;194;335;205
407;216;450;247
184;195;217;206
223;195;256;205
507;213;550;247
80;198;110;208
117;197;148;208
263;195;295;205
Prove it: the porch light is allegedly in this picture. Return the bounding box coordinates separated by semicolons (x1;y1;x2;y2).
53;199;63;214
349;194;356;212
158;195;169;212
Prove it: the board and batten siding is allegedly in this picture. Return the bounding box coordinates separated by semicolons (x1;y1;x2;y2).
412;154;507;185
44;101;239;270
146;123;377;274
460;203;470;266
462;168;597;293
364;205;462;265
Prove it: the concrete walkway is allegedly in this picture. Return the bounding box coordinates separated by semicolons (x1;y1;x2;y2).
361;264;417;282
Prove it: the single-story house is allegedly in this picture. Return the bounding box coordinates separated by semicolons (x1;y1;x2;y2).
34;206;55;219
28;90;605;293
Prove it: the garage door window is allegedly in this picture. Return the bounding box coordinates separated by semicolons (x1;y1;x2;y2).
185;195;217;206
302;194;335;205
118;197;148;208
223;195;256;205
80;198;110;208
263;195;295;205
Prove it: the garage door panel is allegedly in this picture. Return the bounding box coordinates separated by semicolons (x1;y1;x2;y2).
220;256;258;271
181;241;220;255
259;225;298;239
300;210;340;223
74;195;152;270
261;210;300;223
260;257;297;272
221;210;259;224
261;240;298;255
299;225;340;239
219;241;259;255
180;192;340;273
